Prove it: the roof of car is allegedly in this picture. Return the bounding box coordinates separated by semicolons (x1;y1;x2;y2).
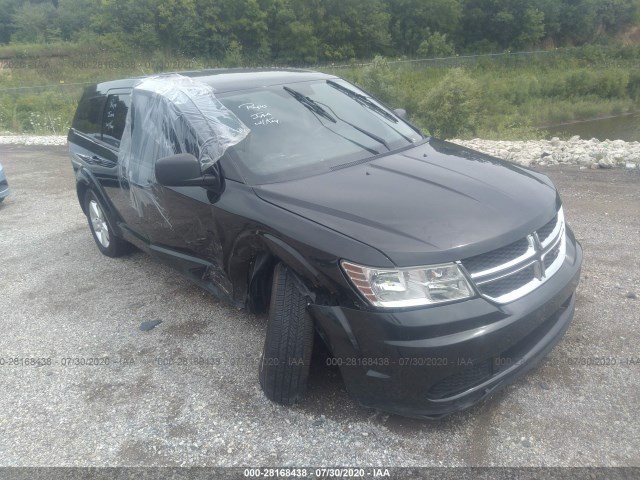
94;68;337;95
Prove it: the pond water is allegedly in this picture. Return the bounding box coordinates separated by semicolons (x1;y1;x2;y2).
544;113;640;142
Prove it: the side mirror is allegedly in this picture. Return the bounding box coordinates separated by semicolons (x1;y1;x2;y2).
155;153;219;187
393;108;408;120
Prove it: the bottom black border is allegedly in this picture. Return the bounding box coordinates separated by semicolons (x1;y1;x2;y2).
0;468;638;480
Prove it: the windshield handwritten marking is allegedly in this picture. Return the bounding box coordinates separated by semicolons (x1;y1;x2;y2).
238;103;268;111
250;111;280;126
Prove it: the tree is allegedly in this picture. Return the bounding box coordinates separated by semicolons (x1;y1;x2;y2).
514;7;545;49
417;31;456;57
318;0;390;60
459;0;546;51
557;0;600;45
11;1;59;43
217;0;269;61
419;68;484;138
91;0;156;35
193;0;226;58
88;0;163;54
388;0;462;55
55;0;99;41
224;39;243;66
0;0;21;44
597;0;640;34
261;0;324;63
157;0;203;54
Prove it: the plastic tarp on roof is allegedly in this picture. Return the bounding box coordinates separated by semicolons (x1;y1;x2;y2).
118;74;250;225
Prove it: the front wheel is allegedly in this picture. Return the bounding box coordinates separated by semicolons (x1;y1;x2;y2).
84;189;130;257
259;263;314;405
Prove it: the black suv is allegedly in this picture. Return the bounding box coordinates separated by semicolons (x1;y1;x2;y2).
68;69;582;418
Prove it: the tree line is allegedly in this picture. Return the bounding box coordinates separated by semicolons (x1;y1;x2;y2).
1;0;639;63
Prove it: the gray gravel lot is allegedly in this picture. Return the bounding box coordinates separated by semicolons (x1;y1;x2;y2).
0;145;639;467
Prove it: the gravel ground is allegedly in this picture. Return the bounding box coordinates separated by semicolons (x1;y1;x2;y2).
450;136;640;169
0;134;67;146
0;145;639;467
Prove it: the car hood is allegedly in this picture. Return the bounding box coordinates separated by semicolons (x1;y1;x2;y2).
253;138;559;267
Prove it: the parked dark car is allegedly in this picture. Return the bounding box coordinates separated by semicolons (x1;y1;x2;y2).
68;69;582;418
0;162;9;202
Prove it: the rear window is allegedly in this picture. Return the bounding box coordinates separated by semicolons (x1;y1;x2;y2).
102;94;131;148
72;88;105;139
72;87;131;148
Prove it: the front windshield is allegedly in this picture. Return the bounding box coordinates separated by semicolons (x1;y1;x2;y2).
218;79;423;184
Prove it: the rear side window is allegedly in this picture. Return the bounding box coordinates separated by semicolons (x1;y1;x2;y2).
72;89;105;139
102;94;131;148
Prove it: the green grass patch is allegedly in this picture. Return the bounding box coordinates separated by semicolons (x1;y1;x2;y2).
325;49;640;139
1;44;639;138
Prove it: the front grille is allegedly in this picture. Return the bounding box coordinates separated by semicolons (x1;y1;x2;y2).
543;244;560;269
537;214;558;244
428;359;493;399
0;179;8;189
461;237;529;274
460;209;565;304
477;264;536;298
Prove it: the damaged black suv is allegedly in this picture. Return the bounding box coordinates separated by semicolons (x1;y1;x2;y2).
68;69;582;418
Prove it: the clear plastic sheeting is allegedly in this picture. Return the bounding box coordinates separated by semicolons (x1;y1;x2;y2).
118;74;250;225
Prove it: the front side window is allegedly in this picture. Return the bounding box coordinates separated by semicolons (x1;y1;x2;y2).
218;79;422;184
127;94;200;186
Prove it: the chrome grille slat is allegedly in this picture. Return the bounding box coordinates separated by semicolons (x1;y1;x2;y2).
462;237;530;275
537;214;558;244
478;264;537;298
543;244;561;269
460;208;566;304
474;258;538;285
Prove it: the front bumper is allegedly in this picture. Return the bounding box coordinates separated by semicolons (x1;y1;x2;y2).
310;228;583;419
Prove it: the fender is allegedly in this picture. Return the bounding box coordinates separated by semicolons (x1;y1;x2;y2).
260;233;322;287
74;166;125;238
227;230;334;309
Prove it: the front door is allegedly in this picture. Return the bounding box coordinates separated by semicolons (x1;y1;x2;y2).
126;92;232;298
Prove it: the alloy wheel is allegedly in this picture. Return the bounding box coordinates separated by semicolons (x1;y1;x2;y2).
89;199;110;248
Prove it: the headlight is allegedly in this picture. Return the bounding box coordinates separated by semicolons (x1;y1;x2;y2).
341;261;474;308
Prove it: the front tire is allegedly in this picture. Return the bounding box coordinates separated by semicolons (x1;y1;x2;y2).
259;263;314;405
84;189;129;257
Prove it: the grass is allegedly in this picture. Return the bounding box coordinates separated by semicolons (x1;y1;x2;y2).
331;51;640;139
0;44;209;134
0;43;639;138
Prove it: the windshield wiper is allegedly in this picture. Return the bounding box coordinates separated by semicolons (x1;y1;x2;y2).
326;80;416;144
283;86;336;123
284;85;388;154
326;80;398;123
314;99;391;151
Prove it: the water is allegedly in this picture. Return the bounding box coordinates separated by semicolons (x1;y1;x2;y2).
545;113;640;142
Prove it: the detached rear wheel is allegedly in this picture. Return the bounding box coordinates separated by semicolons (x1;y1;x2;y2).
84;189;129;257
259;263;314;405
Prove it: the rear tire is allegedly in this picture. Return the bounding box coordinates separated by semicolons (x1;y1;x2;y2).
259;263;314;405
84;189;130;258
